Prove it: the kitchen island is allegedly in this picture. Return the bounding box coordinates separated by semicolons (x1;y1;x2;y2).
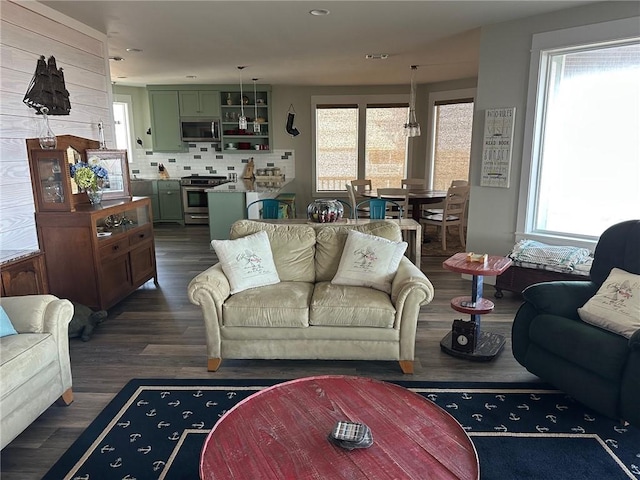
207;178;295;240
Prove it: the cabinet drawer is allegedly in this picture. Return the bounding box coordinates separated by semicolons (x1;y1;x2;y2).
99;237;130;259
157;180;181;191
129;225;153;247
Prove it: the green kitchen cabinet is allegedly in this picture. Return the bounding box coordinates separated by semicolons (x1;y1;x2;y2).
157;180;183;223
179;91;220;117
220;87;272;152
149;90;185;152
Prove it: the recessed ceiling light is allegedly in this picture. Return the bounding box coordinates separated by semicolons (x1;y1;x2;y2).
126;48;142;53
117;76;127;79
365;54;389;60
186;75;197;79
109;56;124;61
309;9;330;16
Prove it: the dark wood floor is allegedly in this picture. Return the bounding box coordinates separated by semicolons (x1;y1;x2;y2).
0;224;536;479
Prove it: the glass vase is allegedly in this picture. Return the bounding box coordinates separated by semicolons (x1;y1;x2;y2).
87;187;103;205
307;199;344;223
38;112;57;149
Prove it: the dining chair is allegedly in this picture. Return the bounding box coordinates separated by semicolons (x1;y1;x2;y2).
346;182;371;218
350;179;372;193
420;185;470;250
356;198;404;220
377;188;410;219
401;178;426;189
424;179;469;216
246;199;291;219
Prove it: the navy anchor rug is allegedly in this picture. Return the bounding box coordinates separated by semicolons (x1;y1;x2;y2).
43;379;640;480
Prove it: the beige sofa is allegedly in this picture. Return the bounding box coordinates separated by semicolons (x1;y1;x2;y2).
188;220;434;373
0;295;74;450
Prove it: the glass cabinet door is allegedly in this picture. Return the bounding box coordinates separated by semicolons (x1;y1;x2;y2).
29;150;73;211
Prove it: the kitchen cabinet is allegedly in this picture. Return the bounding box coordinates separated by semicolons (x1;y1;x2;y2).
157;180;184;223
179;90;220;117
35;197;158;310
149;90;185;152
220;87;272;152
0;251;48;296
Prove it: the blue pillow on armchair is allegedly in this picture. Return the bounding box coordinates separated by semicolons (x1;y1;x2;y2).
0;306;18;337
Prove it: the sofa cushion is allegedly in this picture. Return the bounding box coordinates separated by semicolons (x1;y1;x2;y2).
315;221;403;282
332;230;407;294
529;314;629;381
223;282;314;327
310;282;396;328
211;231;280;294
578;268;640;338
230;220;316;282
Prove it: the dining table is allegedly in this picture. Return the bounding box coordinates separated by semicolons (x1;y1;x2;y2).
361;189;447;222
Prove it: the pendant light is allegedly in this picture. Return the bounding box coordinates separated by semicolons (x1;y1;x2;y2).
237;66;247;130
252;78;261;134
404;65;421;137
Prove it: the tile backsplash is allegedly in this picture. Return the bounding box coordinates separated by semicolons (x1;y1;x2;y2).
129;144;295;180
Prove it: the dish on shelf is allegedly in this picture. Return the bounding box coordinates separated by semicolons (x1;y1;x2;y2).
226;147;238;150
97;232;112;238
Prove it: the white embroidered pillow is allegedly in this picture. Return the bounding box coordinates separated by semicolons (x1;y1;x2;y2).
332;229;407;293
577;268;640;338
211;231;280;294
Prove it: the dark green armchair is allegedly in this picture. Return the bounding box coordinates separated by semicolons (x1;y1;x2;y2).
512;220;640;426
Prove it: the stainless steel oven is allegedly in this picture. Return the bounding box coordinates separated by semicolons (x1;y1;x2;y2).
180;175;229;225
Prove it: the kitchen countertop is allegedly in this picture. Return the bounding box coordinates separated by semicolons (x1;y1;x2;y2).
206;178;293;193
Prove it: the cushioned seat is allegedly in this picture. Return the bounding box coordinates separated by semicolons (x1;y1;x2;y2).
512;219;640;426
310;282;396;328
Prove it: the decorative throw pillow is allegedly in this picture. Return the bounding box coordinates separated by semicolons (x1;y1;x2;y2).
0;306;18;337
211;231;280;294
332;229;407;293
577;268;640;338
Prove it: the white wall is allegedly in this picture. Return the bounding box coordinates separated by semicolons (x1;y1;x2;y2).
466;1;640;256
0;1;112;251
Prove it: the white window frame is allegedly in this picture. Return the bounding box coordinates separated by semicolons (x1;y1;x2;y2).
311;94;409;195
113;94;135;162
426;88;476;189
517;16;640;250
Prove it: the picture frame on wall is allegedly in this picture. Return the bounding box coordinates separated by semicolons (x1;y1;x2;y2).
84;149;131;200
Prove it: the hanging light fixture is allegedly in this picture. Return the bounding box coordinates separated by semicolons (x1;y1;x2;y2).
237;66;247;130
404;65;421;137
252;78;261;134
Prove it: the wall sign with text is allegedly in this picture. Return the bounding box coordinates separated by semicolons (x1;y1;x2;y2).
481;107;515;188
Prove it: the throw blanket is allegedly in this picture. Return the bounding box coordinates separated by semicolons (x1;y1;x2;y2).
509;240;592;274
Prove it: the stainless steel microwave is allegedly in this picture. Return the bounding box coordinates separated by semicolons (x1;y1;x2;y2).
180;118;221;142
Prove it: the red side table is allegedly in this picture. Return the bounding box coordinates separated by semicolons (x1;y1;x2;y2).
441;252;512;361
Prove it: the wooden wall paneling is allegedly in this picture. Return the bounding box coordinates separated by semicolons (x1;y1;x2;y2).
0;0;112;256
0;21;105;75
2;1;104;57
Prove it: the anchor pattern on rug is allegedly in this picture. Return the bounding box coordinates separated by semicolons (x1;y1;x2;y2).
49;384;639;480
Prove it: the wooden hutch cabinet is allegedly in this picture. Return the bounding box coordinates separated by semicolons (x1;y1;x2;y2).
35;197;157;310
26;135;158;310
0;251;48;296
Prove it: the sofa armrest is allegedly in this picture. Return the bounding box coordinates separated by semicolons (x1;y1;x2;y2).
0;294;73;389
391;258;434;307
629;329;640;350
187;264;232;360
522;281;599;319
391;258;435;362
0;294;72;335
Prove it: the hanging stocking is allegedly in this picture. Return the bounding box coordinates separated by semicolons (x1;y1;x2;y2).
286;104;300;137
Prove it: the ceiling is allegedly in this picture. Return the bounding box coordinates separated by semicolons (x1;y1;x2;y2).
41;1;596;87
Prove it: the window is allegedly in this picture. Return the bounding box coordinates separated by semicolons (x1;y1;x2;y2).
431;100;473;190
313;95;408;193
519;18;640;246
113;94;135;161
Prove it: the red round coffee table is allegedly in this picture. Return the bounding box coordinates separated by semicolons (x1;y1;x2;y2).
200;375;479;479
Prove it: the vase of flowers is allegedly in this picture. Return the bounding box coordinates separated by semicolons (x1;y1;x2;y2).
70;161;109;205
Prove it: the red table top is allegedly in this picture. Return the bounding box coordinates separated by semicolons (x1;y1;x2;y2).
200;375;479;480
443;252;512;276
